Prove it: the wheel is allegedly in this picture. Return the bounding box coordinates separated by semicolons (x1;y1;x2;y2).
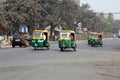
74;47;76;51
100;44;103;47
47;46;50;50
12;45;15;48
91;44;94;47
23;44;26;48
60;48;64;51
19;45;22;47
34;47;37;50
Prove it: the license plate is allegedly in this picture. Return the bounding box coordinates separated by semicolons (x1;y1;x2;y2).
15;39;20;41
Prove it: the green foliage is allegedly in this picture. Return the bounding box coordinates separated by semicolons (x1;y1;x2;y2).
2;0;79;35
79;4;120;32
101;18;113;32
0;5;7;29
1;0;120;34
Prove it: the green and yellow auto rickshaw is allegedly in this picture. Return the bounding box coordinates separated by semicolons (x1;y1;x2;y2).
88;32;103;47
58;30;77;51
31;30;50;50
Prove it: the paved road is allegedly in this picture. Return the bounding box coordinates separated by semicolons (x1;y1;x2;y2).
0;38;120;80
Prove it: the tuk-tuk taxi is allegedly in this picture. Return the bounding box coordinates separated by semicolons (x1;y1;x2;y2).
31;30;50;50
88;32;103;47
58;30;77;51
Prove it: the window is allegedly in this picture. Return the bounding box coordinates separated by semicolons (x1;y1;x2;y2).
60;32;70;38
33;32;42;37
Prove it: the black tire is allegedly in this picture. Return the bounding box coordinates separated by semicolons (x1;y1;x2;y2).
24;44;26;48
47;46;50;50
91;44;94;47
34;47;37;50
100;44;103;47
12;45;15;48
19;45;22;47
60;48;64;51
74;47;76;51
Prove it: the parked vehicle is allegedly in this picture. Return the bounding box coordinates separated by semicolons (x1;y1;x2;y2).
58;30;77;51
88;32;103;47
12;34;26;48
117;32;120;38
31;30;50;50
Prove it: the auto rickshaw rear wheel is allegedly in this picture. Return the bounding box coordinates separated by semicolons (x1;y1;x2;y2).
100;44;103;47
34;47;37;50
47;46;50;50
60;48;64;51
74;47;76;51
91;44;94;47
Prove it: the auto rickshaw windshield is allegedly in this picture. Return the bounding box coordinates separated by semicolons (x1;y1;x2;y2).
33;32;42;37
60;32;70;38
91;34;98;38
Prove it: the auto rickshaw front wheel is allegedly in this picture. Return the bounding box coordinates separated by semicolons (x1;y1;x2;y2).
91;44;94;47
73;47;76;51
34;47;37;50
47;46;50;50
100;44;103;47
60;48;64;51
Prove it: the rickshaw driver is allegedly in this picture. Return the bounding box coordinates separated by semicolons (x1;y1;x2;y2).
98;35;102;40
43;33;46;40
43;33;47;45
71;34;74;42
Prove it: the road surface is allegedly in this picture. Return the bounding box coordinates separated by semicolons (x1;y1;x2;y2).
0;38;120;80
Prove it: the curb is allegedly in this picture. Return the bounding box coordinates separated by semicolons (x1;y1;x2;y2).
1;38;113;49
77;40;86;43
0;45;12;48
103;38;113;40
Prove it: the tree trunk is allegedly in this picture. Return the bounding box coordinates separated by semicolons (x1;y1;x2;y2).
50;23;56;41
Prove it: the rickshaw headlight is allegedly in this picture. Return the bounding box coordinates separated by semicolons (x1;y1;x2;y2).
38;40;43;42
32;40;35;42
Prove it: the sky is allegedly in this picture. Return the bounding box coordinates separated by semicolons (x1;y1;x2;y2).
80;0;120;19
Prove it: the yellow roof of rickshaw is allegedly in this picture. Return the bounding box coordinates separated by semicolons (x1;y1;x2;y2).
60;30;75;33
33;30;49;33
89;32;102;35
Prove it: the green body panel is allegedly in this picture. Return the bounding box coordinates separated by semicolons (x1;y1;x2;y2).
88;38;92;45
58;40;71;48
45;41;50;46
71;41;76;47
58;40;76;48
38;40;44;47
90;39;102;45
31;39;50;47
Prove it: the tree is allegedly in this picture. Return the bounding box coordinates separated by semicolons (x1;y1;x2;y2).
3;0;80;36
77;4;97;31
40;0;79;34
0;5;7;29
